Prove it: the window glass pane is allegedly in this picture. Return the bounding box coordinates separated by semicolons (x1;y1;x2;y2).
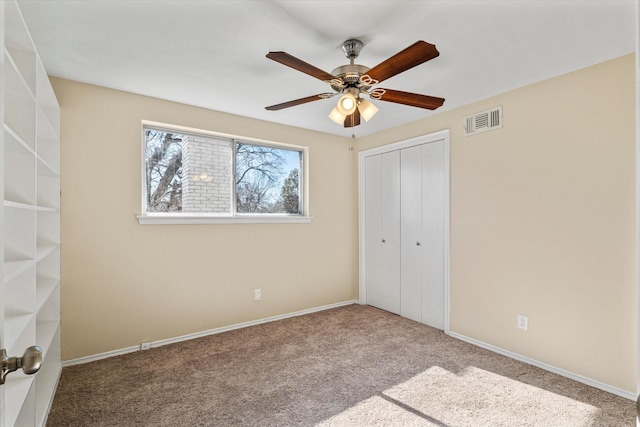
144;126;303;216
235;142;301;214
145;130;183;213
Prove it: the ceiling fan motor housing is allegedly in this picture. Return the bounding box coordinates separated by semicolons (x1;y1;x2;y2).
330;64;371;91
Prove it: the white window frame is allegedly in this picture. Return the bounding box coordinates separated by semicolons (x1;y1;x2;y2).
137;120;311;225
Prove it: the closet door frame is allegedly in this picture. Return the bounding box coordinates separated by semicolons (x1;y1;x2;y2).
358;129;450;334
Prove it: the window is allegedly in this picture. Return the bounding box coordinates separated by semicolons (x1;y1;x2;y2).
139;123;309;224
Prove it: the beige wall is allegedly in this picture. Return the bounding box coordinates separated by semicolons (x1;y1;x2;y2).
54;52;636;393
358;54;637;393
52;78;359;361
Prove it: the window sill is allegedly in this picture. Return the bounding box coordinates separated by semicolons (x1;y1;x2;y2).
136;214;313;225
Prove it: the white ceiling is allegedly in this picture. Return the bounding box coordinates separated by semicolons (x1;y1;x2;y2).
18;0;637;138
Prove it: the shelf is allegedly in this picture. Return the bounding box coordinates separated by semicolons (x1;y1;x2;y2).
4;123;35;154
4;375;35;427
3;200;36;210
35;154;57;177
4;126;36;205
4;259;34;284
36;205;58;213
2;2;62;425
35;242;59;263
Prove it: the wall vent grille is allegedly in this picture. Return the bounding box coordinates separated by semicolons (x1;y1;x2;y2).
464;106;503;136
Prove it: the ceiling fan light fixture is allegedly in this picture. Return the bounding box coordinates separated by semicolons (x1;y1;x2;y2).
329;106;346;125
357;98;379;122
336;93;357;115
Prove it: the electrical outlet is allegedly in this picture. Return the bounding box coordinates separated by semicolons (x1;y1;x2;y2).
140;342;151;350
254;289;262;301
517;314;528;331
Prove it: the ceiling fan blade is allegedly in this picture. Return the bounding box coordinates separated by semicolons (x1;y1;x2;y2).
366;41;439;83
373;89;445;110
265;93;334;111
344;108;361;128
267;51;336;82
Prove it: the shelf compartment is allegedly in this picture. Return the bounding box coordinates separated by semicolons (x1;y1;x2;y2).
36;285;60;355
3;51;36;150
36;108;60;174
4;263;36;316
36;278;59;314
36;320;59;357
35;328;61;426
36;56;61;136
35;243;59;264
36;210;60;254
4;375;35;427
36;246;59;279
4;0;36;95
3;314;36;360
36;157;60;210
36;283;59;322
3;204;36;262
4;127;36;205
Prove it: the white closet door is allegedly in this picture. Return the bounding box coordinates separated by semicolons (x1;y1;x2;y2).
380;151;401;314
364;151;401;315
364;155;384;310
360;129;449;332
421;140;446;329
400;146;423;322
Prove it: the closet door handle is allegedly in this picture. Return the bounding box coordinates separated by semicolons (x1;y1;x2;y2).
1;346;42;385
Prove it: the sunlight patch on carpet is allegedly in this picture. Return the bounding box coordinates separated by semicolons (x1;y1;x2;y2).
317;366;600;426
316;394;445;426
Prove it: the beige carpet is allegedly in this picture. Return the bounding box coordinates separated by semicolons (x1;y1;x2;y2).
47;304;635;426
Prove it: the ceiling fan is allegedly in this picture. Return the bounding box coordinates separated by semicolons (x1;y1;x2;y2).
265;39;445;128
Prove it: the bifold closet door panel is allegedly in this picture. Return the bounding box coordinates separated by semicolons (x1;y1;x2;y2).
364;155;384;310
421;140;446;329
400;145;423;322
380;151;401;315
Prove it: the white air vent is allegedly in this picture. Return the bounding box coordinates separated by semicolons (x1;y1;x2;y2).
464;106;503;136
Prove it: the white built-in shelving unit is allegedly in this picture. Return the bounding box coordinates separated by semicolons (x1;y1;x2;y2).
1;0;61;425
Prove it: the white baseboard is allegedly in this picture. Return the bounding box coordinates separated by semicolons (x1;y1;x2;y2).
448;331;636;401
63;299;359;367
